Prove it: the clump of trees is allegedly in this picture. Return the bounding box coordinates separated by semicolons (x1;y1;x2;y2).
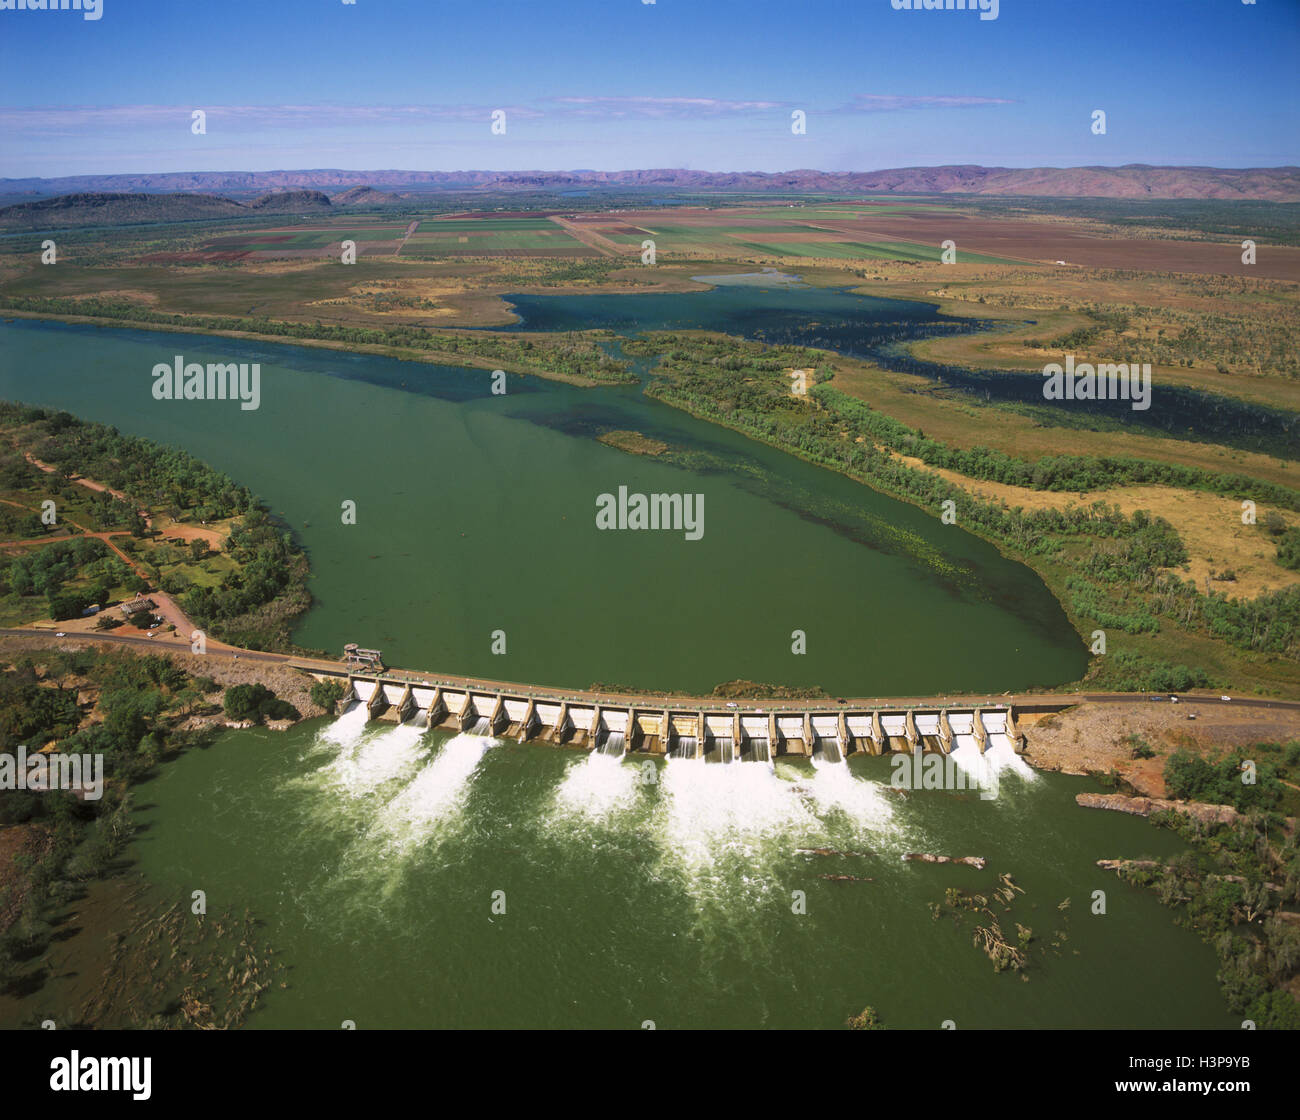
0;648;218;994
1275;528;1300;571
1164;744;1297;814
181;509;310;650
1116;758;1300;1030
222;682;299;724
309;679;345;713
1;537;125;620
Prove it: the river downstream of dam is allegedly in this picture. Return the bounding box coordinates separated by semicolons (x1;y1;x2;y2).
118;714;1228;1029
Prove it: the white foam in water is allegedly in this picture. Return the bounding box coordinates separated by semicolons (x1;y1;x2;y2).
986;736;1037;781
554;751;640;821
319;700;369;746
948;740;996;793
384;733;495;835
328;720;426;795
658;757;819;868
807;758;895;825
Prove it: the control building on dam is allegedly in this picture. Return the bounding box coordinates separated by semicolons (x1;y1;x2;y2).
311;670;1028;762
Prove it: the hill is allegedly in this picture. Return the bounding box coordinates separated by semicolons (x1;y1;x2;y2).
0;189;332;231
331;185;402;208
2;165;1297;205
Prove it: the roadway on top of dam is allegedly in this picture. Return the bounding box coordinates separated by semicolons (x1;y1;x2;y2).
5;627;1300;716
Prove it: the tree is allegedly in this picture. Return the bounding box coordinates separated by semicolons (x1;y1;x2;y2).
222;683;271;722
47;590;89;621
223;682;299;724
310;679;345;713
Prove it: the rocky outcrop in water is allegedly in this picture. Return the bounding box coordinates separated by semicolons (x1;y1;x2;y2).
903;853;987;869
1077;793;1240;825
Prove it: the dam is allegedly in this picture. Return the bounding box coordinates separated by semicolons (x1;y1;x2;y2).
308;667;1028;760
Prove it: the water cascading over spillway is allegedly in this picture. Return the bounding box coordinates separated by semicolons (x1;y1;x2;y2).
383;732;497;841
319;700;370;746
554;748;639;821
329;718;427;795
985;737;1035;780
807;754;896;824
705;737;735;765
742;737;772;765
467;716;493;737
669;735;699;761
597;731;626;758
810;737;842;766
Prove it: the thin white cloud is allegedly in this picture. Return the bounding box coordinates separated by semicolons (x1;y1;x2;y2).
0;94;1015;138
546;96;787;118
0;103;545;133
839;94;1017;111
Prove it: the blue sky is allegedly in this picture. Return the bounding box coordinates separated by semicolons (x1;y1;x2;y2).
1;0;1296;178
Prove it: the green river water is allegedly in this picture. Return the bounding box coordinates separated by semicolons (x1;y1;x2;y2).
0;311;1085;696
125;719;1230;1030
0;290;1230;1028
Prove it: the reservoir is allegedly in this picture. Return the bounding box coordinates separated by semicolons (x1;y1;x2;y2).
0;303;1087;695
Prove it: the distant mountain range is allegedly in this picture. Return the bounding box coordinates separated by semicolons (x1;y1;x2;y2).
0;189;337;231
2;165;1298;203
1;166;1297;231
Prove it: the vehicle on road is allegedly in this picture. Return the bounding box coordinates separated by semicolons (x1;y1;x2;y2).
1169;695;1180;703
1220;695;1232;702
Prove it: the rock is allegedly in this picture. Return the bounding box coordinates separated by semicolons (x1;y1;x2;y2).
1074;792;1285;828
902;853;987;869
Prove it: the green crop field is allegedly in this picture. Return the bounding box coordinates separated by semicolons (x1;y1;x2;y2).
203;227;406;251
402;226;594;256
416;218;558;232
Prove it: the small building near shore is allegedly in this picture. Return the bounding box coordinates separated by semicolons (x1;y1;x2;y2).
120;596;157;618
344;643;385;670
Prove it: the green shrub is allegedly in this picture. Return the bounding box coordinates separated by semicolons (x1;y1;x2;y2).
310;679;345;713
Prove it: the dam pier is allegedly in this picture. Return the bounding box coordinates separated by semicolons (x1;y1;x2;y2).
309;668;1028;760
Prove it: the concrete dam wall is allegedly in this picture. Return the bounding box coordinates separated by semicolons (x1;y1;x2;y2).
323;671;1027;758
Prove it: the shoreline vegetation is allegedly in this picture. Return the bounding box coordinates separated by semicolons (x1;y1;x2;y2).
0;404;314;652
1092;745;1300;1029
0;641;308;1027
0;297;636;386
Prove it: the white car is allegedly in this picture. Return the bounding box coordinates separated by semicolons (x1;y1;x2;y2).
1220;695;1232;702
55;631;66;637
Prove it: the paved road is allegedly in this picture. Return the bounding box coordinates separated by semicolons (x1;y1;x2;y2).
6;627;1300;715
